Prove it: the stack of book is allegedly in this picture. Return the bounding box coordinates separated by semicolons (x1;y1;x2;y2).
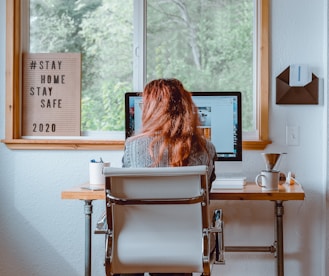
212;176;246;190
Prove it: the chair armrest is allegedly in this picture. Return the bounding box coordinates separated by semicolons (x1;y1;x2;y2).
94;211;108;234
209;209;223;233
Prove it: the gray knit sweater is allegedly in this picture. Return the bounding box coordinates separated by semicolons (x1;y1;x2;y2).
122;135;217;186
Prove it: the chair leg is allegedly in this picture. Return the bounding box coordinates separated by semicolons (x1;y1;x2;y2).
212;209;225;264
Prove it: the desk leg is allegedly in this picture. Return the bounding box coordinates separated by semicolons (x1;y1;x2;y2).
84;200;93;276
275;200;284;276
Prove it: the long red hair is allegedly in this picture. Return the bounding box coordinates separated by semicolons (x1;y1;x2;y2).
139;78;207;167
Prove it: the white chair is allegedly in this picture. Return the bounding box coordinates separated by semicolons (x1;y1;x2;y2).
97;165;224;276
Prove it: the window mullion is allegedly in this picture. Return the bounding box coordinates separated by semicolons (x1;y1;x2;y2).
133;0;146;91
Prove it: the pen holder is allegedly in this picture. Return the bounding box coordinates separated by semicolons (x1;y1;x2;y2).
89;161;110;185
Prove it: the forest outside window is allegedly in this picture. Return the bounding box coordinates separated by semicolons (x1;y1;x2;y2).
3;0;270;150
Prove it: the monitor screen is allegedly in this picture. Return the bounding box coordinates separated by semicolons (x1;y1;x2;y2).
125;91;242;161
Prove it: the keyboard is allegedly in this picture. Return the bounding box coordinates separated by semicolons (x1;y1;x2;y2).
212;174;246;190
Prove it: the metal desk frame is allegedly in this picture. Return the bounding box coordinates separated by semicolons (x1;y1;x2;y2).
62;183;305;276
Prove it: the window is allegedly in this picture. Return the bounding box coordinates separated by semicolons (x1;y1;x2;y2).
146;0;254;131
3;0;270;150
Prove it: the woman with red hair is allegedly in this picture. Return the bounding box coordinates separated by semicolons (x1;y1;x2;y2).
122;78;217;186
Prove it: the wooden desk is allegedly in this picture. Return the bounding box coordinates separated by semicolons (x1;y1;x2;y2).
61;185;105;201
62;183;305;276
62;182;305;201
210;182;305;201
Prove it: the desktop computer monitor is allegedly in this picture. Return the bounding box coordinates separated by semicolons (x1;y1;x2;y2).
125;91;242;162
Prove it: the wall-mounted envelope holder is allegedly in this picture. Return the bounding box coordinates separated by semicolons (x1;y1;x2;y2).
276;66;319;104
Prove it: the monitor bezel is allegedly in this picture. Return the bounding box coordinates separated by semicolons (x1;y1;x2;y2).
125;91;242;161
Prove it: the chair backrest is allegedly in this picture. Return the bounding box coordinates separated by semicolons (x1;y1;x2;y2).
103;165;211;275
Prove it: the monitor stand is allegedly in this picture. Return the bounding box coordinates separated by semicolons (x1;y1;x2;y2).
215;161;244;179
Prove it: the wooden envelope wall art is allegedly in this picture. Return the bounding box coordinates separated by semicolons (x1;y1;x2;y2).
276;66;319;104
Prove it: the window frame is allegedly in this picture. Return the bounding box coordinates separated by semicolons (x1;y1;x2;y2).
2;0;271;150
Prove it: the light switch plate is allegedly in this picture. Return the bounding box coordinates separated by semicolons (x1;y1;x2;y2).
286;126;299;146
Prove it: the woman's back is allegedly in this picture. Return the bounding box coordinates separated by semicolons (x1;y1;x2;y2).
123;135;217;184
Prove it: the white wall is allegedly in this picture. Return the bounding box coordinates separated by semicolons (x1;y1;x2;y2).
0;0;327;275
327;1;329;274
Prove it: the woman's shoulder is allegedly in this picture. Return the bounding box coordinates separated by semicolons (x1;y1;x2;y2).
125;135;152;147
205;139;216;152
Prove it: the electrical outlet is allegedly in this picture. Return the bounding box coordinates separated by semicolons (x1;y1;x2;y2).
286;126;299;146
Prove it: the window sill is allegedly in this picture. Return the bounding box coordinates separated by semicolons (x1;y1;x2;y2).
1;139;125;150
2;138;271;150
242;139;271;150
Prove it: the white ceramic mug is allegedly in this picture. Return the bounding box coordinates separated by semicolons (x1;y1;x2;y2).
255;170;280;191
89;161;110;185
